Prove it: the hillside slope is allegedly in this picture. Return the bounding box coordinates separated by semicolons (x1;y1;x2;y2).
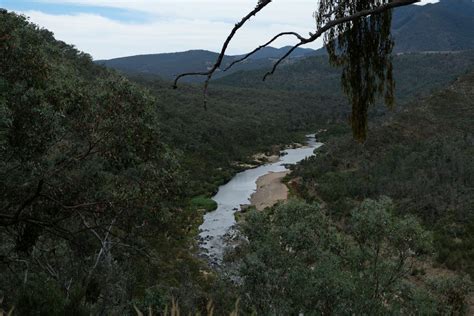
292;69;474;278
129;76;347;195
392;0;474;52
0;9;213;314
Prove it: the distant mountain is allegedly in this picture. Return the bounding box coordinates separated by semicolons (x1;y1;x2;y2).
392;0;474;52
97;50;222;81
96;46;316;82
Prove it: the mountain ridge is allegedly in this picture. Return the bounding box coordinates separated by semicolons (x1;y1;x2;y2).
392;0;474;52
96;46;316;82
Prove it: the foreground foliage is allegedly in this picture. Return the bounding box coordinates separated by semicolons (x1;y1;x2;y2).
237;199;471;315
0;10;210;314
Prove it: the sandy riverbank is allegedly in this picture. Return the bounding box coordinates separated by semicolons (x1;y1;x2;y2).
250;171;290;211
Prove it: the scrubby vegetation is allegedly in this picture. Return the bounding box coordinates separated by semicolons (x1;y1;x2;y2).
236;199;471;315
190;196;218;212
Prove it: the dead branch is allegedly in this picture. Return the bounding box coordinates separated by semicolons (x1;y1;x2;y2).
14;179;44;220
172;0;273;108
223;31;305;72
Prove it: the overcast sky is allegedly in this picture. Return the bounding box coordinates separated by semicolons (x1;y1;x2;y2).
3;0;440;60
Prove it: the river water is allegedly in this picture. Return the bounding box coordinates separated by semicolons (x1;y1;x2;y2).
198;134;323;265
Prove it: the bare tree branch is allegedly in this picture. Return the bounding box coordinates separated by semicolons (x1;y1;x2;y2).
78;211;119;281
14;179;44;221
40;194;101;210
172;0;273;108
223;31;305;72
263;42;305;80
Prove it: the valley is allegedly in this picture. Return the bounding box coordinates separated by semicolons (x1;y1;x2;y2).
1;0;474;314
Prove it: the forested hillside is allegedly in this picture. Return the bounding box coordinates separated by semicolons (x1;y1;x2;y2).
392;0;474;52
0;10;215;314
291;68;474;288
226;69;474;316
216;50;474;106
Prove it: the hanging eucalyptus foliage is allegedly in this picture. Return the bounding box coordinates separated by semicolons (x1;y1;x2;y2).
316;0;395;141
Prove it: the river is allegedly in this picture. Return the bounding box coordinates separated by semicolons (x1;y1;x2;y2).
198;134;323;265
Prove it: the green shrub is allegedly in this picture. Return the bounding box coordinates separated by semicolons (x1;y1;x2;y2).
190;196;218;212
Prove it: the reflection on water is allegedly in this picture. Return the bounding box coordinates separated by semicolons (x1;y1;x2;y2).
198;135;323;264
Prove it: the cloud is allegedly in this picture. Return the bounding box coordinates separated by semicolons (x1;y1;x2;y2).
20;1;322;60
33;0;318;24
15;0;438;59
